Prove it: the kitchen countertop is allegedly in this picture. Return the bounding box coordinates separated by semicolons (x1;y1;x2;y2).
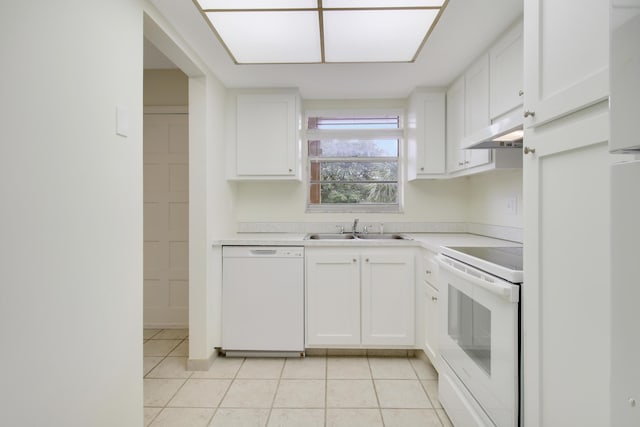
213;232;521;252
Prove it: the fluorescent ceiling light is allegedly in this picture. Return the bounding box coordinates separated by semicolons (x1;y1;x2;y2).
194;0;449;64
206;11;321;63
324;9;439;63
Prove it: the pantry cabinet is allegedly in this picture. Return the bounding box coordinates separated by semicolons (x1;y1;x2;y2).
226;90;301;180
522;0;611;425
523;0;609;128
306;248;415;347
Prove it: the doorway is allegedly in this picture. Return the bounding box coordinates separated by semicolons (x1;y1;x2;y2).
143;101;189;328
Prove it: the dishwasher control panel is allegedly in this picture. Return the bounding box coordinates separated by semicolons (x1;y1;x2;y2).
223;246;304;258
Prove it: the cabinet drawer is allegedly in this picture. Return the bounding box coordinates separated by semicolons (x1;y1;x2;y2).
423;256;439;288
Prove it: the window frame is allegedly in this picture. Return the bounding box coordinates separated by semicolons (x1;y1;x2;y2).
304;109;405;213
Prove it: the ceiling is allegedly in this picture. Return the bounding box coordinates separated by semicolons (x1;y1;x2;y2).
145;0;523;99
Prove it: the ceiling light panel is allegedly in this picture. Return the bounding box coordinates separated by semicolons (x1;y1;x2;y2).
322;0;445;7
196;0;317;10
206;11;321;63
194;0;449;64
323;9;439;62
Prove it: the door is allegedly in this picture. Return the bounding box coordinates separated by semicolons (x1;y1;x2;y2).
143;111;189;327
306;250;360;346
361;251;415;346
522;106;611;426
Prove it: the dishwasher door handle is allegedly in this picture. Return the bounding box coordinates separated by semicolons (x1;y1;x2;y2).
250;249;278;255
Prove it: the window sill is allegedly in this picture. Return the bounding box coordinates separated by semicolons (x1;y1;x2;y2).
306;204;403;214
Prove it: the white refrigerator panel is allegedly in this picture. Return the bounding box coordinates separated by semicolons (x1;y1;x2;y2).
611;160;640;426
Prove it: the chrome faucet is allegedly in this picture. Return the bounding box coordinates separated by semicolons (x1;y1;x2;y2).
352;218;359;234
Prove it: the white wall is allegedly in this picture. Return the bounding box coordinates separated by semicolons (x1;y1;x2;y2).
233;178;470;224
0;1;143;425
467;169;524;228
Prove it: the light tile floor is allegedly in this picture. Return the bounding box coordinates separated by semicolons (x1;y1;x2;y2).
144;329;453;427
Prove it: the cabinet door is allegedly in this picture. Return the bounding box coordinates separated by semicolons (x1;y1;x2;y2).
407;91;446;179
235;93;298;177
423;282;439;369
522;105;610;426
306;251;360;346
361;252;415;346
463;54;492;169
523;0;609;128
446;77;466;172
490;21;524;119
464;54;490;136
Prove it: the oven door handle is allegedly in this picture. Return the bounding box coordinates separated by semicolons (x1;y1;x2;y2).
438;256;520;303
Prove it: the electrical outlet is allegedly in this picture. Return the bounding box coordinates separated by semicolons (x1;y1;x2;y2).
506;197;517;215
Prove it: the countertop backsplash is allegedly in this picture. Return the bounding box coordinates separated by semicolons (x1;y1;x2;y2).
236;222;522;244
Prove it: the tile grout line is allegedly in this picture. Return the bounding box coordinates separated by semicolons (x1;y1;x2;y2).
264;357;287;427
324;355;328;427
368;356;386;427
410;356;445;427
144;331;191;426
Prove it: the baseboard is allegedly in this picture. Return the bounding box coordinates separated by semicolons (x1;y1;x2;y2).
187;351;217;371
144;323;188;329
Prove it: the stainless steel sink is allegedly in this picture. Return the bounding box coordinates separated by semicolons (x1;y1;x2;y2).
306;233;357;240
305;233;410;240
356;234;409;240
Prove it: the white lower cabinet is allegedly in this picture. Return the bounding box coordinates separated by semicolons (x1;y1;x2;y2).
306;247;415;347
305;250;361;346
421;250;440;368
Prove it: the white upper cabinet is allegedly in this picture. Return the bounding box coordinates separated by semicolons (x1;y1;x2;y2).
490;21;524;120
226;89;301;180
523;0;609;128
464;53;491;136
446;76;467;173
407;89;446;180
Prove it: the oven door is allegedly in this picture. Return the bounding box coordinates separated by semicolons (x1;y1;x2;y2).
438;255;520;427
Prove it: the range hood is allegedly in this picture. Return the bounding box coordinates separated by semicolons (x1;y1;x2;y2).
462;109;523;149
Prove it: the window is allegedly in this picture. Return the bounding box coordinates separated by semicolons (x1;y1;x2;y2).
306;113;403;212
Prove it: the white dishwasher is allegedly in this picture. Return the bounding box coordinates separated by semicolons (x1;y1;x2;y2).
222;246;304;357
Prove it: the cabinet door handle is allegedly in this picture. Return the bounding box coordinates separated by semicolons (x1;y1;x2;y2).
524;146;536;155
288;168;293;173
420;167;424;171
426;270;431;275
352;259;357;263
458;162;464;166
432;296;438;302
518;90;524;96
365;258;370;263
524;110;535;118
